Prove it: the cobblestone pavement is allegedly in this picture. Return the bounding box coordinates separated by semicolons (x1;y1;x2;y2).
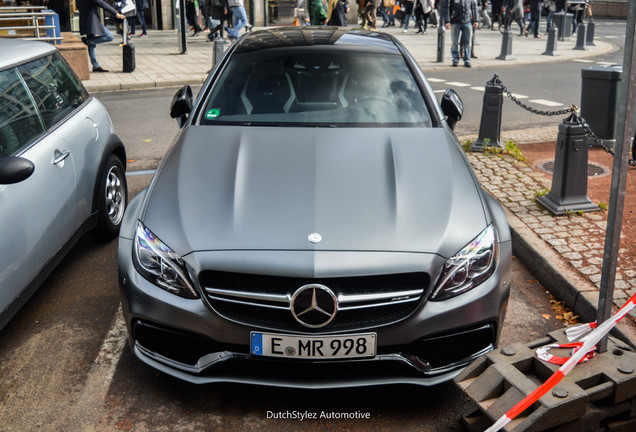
458;129;636;337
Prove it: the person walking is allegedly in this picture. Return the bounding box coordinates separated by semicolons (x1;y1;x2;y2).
364;0;378;30
443;0;479;68
310;0;327;24
525;0;541;38
502;0;523;35
327;0;349;26
129;0;149;36
479;0;491;29
205;0;229;40
77;0;125;73
402;0;414;32
227;0;247;40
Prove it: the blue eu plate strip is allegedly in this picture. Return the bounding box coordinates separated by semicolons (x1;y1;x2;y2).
251;333;263;356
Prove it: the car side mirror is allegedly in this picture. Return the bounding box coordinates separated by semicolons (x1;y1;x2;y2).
441;88;463;131
170;85;193;127
0;157;35;184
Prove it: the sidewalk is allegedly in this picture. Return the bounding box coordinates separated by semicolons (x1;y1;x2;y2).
79;23;618;92
78;24;636;346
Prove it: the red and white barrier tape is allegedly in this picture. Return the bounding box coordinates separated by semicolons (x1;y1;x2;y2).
484;291;636;432
535;342;595;365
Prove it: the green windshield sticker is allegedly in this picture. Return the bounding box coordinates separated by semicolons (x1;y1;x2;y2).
205;108;220;119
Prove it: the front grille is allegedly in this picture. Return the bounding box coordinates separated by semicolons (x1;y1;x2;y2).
199;271;429;332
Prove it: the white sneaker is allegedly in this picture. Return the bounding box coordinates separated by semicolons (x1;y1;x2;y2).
403;29;408;33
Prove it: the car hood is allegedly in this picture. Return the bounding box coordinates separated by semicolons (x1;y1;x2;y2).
142;126;487;258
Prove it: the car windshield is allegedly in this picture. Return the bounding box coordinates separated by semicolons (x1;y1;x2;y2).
200;50;432;127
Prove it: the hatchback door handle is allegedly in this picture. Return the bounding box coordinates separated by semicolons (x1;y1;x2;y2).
53;149;71;165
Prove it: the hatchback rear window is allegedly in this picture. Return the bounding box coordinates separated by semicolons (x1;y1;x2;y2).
200;50;432;127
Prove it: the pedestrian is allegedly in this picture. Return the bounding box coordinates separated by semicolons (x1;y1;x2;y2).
310;0;327;24
443;0;479;68
402;0;413;32
382;0;396;27
502;0;523;35
524;0;541;38
479;0;491;29
414;0;433;34
205;0;229;40
77;0;126;73
544;0;555;32
130;0;149;37
490;0;502;30
186;0;203;35
364;0;378;30
227;0;247;40
327;0;349;26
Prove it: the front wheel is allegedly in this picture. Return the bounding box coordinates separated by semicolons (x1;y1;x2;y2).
95;155;127;240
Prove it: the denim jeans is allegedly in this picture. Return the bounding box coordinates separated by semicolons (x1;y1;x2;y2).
229;6;247;38
450;21;472;63
86;27;114;69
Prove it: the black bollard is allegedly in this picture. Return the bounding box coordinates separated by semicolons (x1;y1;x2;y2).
471;75;504;152
574;22;587;50
586;18;596;46
496;28;515;60
536;114;599;215
437;25;445;63
213;37;225;67
542;26;560;56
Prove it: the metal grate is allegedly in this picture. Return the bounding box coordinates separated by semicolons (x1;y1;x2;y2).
538;160;609;177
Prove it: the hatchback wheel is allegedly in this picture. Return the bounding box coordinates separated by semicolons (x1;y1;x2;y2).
96;155;127;240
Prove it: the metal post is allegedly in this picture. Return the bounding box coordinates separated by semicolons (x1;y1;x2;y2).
471;75;504;151
213;37;224;67
560;9;566;41
437;23;445;62
496;28;515;60
177;0;187;54
586;18;596;46
436;3;445;63
542;25;559;56
574;21;587;50
597;0;636;353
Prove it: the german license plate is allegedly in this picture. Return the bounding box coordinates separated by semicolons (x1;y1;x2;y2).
250;332;376;359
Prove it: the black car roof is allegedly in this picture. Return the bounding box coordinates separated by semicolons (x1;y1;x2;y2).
234;27;401;55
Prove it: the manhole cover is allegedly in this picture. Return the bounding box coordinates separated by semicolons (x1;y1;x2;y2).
537;160;609;178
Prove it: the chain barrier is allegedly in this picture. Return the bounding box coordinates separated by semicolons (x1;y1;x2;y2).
488;74;636;167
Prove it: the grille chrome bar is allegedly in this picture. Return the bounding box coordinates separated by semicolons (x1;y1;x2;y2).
205;287;290;303
338;289;423;304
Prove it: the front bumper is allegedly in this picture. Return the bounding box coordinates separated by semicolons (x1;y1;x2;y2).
118;237;511;388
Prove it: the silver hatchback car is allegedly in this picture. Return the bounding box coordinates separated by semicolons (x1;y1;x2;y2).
118;27;511;388
0;39;127;330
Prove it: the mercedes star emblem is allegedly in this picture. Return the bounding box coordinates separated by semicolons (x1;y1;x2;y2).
291;284;338;328
308;233;322;244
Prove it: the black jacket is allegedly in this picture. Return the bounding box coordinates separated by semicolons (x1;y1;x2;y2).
77;0;119;36
443;0;478;24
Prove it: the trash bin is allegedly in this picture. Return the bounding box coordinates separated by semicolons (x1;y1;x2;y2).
553;11;573;39
580;65;622;145
44;9;61;44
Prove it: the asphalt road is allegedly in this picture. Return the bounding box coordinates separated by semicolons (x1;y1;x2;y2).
3;34;623;429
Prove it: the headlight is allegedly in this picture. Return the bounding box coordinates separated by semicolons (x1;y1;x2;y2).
431;224;498;301
133;222;199;299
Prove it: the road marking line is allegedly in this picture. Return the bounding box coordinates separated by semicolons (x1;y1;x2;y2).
66;305;128;432
510;93;528;99
446;81;471;87
529;99;563;107
427;78;446;83
470;86;484;92
572;59;594;63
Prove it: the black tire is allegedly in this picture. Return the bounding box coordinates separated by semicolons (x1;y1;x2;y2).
95;155;127;240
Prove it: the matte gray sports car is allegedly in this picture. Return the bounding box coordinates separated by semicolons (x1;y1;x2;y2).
118;27;511;388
